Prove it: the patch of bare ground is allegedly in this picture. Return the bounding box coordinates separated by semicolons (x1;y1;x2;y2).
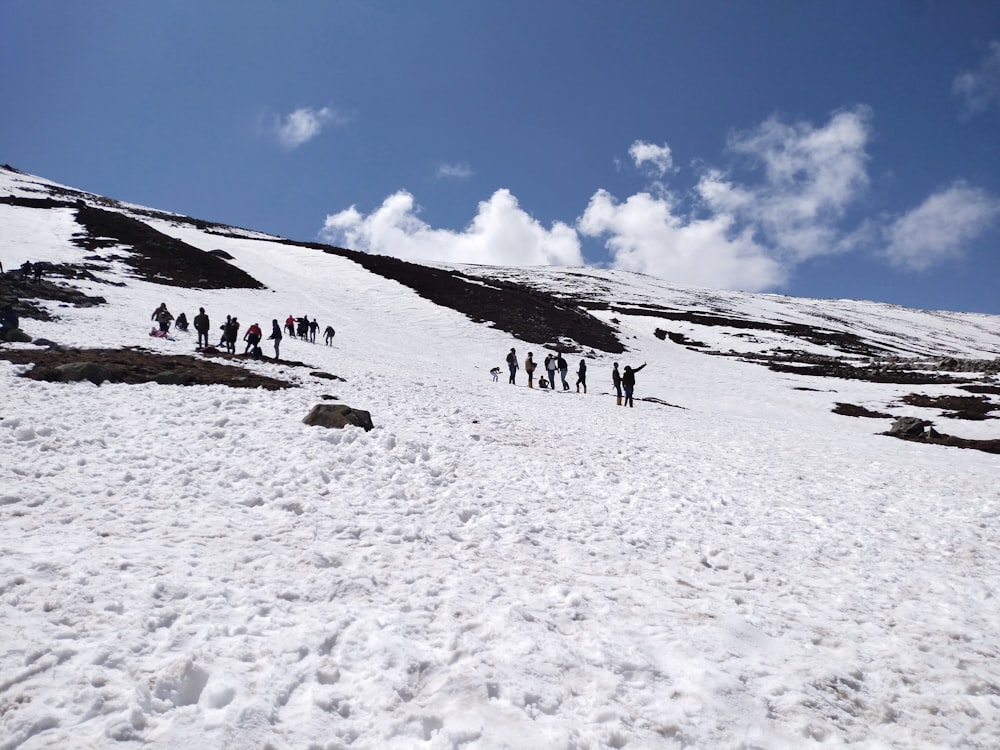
72;205;264;289
0;346;293;389
900;393;998;420
0;265;109;322
833;403;892;418
886;430;1000;455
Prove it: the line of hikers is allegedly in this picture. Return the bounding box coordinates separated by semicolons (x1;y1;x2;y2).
149;303;336;360
503;347;647;407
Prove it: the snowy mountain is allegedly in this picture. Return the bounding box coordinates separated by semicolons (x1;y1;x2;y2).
2;164;999;749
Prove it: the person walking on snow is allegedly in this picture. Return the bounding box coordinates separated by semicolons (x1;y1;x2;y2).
193;307;210;348
506;347;518;384
621;362;647;408
545;354;556;390
308;318;319;343
557;352;569;391
268;319;282;360
576;359;587;393
525;352;537;388
285;314;296;338
323;325;335;345
612;362;623;405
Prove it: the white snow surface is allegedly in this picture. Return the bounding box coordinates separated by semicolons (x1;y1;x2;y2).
2;169;1000;749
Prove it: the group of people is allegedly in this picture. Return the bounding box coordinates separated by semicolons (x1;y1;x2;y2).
149;303;336;360
502;347;647;407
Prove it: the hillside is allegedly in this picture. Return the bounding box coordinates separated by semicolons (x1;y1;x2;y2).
2;165;999;749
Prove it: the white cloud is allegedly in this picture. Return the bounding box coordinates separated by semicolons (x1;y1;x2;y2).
883;183;1000;271
953;41;1000;119
274;106;344;149
578;189;785;291
628;141;674;177
701;106;872;260
579;109;873;290
436;162;474;179
321;189;582;266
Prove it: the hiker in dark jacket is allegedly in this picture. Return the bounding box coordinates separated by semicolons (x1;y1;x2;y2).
193;307;210;348
151;303;173;333
557;353;569;390
223;316;240;354
612;363;623;406
174;312;189;332
506;347;518;384
268;319;282;360
324;325;335;346
308;318;319;343
0;304;19;336
621;362;647;408
576;359;587;393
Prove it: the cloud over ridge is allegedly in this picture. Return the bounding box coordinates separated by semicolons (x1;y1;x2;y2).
318;107;998;293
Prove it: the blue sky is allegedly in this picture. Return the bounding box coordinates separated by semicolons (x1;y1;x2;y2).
3;1;999;314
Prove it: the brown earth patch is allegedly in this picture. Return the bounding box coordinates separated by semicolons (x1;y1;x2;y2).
0;346;293;389
72;205;264;289
833;403;892;418
901;393;998;420
887;430;1000;455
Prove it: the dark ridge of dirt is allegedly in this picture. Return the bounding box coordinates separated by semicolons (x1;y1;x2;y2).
0;196;74;210
961;384;1000;396
0;346;293;389
743;353;967;385
886;430;1000;455
900;393;998;420
284;240;625;354
654;329;707;347
0;266;109;321
833;403;892;418
72;205;265;290
610;305;884;357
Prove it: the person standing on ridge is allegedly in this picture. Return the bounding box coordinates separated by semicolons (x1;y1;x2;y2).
525;352;537;388
193;307;210;348
612;362;623;406
268;319;283;360
621;362;647;408
506;347;518;385
576;359;587;393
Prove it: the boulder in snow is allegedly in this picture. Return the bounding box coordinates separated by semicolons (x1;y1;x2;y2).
303;404;374;432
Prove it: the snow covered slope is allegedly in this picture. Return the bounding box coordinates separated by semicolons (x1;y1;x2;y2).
2;166;999;749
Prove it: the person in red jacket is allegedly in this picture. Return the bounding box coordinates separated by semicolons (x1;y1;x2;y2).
244;322;263;354
285;314;296;338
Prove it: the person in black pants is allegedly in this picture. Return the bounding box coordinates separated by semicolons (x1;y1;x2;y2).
621;363;647;408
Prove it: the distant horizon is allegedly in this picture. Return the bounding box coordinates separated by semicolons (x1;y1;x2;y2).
2;1;999;314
